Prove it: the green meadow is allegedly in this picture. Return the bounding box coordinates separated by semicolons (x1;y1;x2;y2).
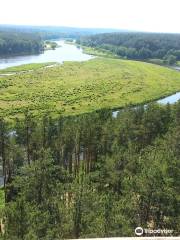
0;58;180;119
0;62;56;74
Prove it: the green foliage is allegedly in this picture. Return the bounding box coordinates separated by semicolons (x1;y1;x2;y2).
1;102;180;238
0;31;43;56
1;58;180;119
148;59;165;65
0;189;5;210
44;41;58;50
177;61;180;66
0;62;57;74
164;54;177;65
81;45;119;58
80;32;180;62
5;150;72;239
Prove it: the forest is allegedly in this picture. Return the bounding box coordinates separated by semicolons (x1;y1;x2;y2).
79;32;180;64
0;101;179;239
0;31;43;56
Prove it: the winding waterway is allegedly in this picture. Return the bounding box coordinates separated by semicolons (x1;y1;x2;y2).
0;40;93;70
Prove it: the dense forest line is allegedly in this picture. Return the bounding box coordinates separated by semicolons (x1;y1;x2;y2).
79;33;180;64
0;31;43;56
0;102;179;239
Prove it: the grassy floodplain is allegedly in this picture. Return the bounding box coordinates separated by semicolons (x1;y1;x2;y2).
0;62;57;74
0;58;180;119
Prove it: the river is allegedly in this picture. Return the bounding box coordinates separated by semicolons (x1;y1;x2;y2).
0;40;93;70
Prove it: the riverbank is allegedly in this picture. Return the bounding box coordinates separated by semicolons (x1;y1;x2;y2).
65;39;118;58
0;62;57;75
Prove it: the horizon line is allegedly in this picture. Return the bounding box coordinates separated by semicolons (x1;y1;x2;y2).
0;23;180;34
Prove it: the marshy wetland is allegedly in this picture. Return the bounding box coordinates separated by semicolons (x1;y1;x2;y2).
1;54;180;119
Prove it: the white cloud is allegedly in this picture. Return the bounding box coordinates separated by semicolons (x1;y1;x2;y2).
0;0;180;33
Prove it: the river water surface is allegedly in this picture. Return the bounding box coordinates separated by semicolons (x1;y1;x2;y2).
0;40;93;70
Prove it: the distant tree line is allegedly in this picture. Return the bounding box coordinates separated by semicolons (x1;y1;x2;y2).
0;31;43;56
78;32;180;64
0;25;122;40
0;101;180;239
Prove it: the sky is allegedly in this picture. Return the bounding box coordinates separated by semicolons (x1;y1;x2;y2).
0;0;180;33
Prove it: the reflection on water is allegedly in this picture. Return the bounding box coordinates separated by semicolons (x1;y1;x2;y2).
0;40;93;70
157;92;180;104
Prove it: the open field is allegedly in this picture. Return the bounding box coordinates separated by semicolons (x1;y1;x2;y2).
0;58;180;119
0;62;56;74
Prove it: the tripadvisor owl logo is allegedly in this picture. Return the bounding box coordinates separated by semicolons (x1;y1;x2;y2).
135;226;174;236
135;227;143;236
